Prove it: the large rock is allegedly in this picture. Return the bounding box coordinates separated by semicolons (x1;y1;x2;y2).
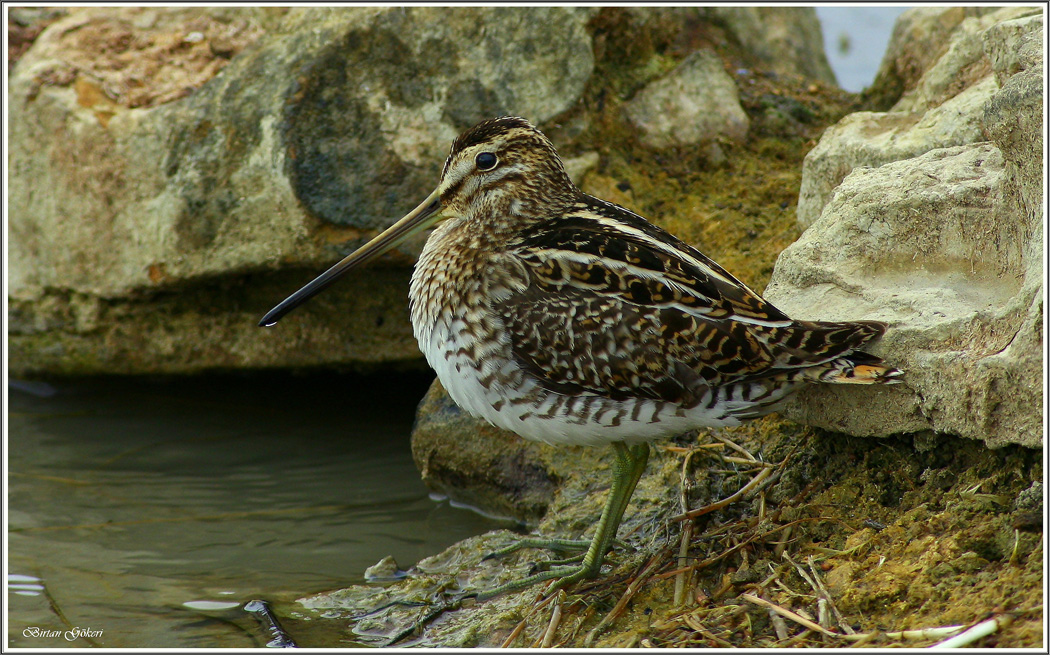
865;7;1005;109
797;6;1041;229
623;49;749;149
704;6;835;84
8;6;834;376
765;10;1043;449
7;6;596;375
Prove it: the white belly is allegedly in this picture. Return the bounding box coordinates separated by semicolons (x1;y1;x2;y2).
418;319;746;447
408;222;772;447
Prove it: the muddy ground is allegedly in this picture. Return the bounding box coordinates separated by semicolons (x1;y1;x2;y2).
523;421;1044;648
291;416;1041;648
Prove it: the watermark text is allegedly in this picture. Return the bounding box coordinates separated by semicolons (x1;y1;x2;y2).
23;626;104;641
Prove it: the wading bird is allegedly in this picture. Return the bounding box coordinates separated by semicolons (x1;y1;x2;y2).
260;116;900;599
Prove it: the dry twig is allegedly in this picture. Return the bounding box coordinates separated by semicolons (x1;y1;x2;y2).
742;593;836;637
499;617;528;648
671;467;773;521
807;555;854;634
499;592;556;648
683;613;735;647
710;433;759;461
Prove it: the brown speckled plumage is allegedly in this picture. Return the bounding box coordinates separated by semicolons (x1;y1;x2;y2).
260;116;902;599
404;117;900;447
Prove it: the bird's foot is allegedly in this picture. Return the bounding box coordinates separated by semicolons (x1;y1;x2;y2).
476;560;600;601
528;553;586;574
481;537;591;562
477;534;632;599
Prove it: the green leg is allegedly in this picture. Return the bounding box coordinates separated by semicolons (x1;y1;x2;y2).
476;442;650;601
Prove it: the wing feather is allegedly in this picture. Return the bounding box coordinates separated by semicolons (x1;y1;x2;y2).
493;196;885;405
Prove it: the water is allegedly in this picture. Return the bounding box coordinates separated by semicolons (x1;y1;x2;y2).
6;372;511;648
817;6;911;92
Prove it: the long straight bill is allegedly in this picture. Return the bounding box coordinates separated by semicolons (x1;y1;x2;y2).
259;188;442;327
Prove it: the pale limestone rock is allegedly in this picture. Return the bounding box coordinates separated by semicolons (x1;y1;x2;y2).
9;6;838;376
770;7;1043;449
7;6;595;374
767;142;1041;448
797;6;1042;229
623;50;749;149
866;6;1007;107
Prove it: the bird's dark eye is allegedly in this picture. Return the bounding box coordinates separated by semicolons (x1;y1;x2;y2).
475;152;498;171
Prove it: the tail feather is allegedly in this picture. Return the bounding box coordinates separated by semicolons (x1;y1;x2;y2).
752;320;888;369
763;322;903;385
801;350;903;385
742;319;903;388
829;360;904;384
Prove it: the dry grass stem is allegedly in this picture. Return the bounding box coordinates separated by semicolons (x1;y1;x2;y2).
772;524;792;558
710;433;758;461
673;522;693;607
720;455;775;466
795;606;816;623
683;614;735;647
538;593;564;648
1008;528;1022;565
769;609;790;640
650;565;694;582
742;593;836;637
782;552;818;591
672;466;772;521
662;443;725;454
929;615;1012;648
847;631;878;647
807;555;854;634
679;448;697;513
499;617;528;648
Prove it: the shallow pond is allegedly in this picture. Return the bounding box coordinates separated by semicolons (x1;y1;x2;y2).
7;372;511;647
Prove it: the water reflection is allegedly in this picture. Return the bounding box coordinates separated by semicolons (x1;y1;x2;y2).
7;372;511;647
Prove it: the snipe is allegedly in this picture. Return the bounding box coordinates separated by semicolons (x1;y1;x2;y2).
260;116;901;599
